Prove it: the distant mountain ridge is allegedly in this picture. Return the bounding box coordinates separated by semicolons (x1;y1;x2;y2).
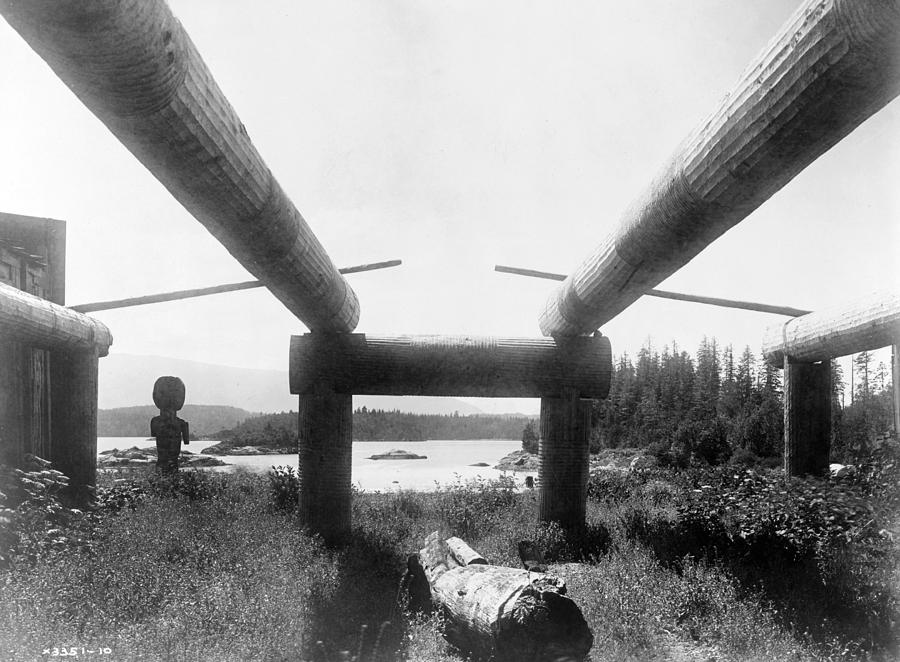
99;353;485;415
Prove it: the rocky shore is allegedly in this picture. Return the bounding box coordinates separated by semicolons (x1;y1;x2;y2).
202;442;293;455
493;449;539;472
98;446;228;468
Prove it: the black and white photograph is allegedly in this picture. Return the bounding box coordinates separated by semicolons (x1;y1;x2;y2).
0;1;898;660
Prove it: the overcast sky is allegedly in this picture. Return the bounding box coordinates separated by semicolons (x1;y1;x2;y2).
2;1;897;414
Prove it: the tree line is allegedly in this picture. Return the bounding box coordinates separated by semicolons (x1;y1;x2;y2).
585;338;895;466
213;409;536;447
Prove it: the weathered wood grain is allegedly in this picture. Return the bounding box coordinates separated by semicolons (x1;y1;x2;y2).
539;0;900;336
539;388;592;528
0;0;359;332
762;291;900;364
783;357;831;477
297;388;352;544
0;282;112;356
417;532;593;662
290;333;612;398
50;348;100;501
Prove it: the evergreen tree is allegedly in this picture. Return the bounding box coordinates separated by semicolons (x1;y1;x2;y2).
522;420;539;454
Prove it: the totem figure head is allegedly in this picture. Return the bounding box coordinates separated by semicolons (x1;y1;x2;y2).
153;376;185;413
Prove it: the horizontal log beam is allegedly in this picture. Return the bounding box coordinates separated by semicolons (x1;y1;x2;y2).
538;0;900;336
69;259;402;313
762;291;900;365
496;264;811;316
290;333;611;398
0;0;359;332
0;282;112;356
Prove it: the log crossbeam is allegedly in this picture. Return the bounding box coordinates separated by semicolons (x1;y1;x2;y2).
290;333;612;399
762;291;900;365
1;0;360;332
536;0;900;337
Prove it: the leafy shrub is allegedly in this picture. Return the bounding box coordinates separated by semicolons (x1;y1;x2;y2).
433;475;518;540
0;456;97;569
677;469;878;557
534;520;611;562
146;468;230;501
586;469;638;503
94;479;148;513
268;465;300;512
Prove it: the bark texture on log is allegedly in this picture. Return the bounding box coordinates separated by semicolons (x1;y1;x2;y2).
762;291;900;365
539;388;592;529
0;0;359;332
0;282;112;356
417;532;593;662
783;357;831;477
297;389;352;545
290;333;611;398
539;0;900;337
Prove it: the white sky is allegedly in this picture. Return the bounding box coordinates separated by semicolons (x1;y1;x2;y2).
2;1;897;414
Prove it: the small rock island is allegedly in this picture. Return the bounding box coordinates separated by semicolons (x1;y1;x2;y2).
367;449;427;460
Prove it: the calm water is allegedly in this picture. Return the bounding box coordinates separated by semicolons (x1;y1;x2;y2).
97;437;533;492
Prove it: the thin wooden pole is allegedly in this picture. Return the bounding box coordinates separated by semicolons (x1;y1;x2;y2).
645;289;811;318
495;265;811;317
70;260;402;314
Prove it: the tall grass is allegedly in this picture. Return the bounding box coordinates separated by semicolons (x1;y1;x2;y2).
1;457;897;661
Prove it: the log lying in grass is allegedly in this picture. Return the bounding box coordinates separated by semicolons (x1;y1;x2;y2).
414;531;593;661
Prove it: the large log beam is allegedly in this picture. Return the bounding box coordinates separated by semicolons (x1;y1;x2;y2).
762;291;900;365
539;0;900;337
0;282;112;356
0;0;359;332
415;532;593;662
289;333;612;398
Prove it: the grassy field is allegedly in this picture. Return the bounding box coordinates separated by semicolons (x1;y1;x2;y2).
1;452;898;661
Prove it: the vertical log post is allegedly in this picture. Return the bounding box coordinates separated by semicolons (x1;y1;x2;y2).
783;357;831;477
297;387;353;545
893;345;900;437
49;348;99;503
538;387;592;528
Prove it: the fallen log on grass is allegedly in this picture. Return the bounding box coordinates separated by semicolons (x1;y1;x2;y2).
412;531;593;661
